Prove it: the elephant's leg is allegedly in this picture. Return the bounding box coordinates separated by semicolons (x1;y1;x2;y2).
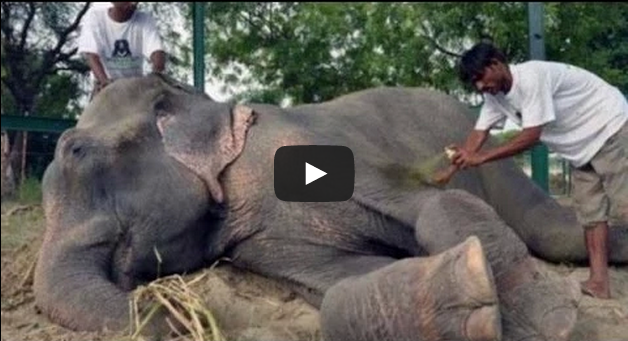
415;189;581;341
320;237;500;341
480;161;628;264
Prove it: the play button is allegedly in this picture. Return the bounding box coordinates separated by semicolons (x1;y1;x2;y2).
274;145;354;202
305;163;327;185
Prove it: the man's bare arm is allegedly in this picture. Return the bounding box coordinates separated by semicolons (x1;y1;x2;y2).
452;126;542;169
477;126;542;164
463;129;490;153
150;50;166;73
84;53;109;85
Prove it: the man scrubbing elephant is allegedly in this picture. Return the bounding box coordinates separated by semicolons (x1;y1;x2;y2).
443;42;628;299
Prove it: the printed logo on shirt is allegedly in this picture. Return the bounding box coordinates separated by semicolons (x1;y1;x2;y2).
105;39;142;78
112;39;132;57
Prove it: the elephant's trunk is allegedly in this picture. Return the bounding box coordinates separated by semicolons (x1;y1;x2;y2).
33;215;130;332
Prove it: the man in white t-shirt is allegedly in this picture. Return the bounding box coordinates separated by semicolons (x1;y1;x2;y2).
437;42;627;299
78;2;166;98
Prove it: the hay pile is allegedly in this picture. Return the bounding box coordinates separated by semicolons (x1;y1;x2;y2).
130;273;225;341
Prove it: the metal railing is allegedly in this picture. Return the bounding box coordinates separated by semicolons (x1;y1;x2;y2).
1;115;77;133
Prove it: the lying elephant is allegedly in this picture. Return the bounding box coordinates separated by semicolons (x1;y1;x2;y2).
34;73;627;341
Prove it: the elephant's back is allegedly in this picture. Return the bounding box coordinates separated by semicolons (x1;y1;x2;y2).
286;87;477;161
264;88;490;226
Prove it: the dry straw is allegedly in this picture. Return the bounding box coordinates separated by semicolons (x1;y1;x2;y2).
129;273;225;341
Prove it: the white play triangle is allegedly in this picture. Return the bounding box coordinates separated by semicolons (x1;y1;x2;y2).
305;162;327;185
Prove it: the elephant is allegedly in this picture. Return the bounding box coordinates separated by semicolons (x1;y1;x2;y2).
33;73;627;341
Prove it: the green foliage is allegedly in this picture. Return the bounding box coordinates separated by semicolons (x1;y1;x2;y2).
141;2;193;82
190;2;627;105
35;73;83;118
202;3;445;104
1;2;91;117
544;3;628;94
0;43;5;80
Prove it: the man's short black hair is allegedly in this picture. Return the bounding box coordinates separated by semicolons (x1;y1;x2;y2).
458;42;508;85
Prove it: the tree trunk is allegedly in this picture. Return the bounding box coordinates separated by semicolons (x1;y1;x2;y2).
8;104;34;189
1;131;16;201
8;131;25;189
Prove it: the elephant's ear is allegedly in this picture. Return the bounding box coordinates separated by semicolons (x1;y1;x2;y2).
155;92;256;204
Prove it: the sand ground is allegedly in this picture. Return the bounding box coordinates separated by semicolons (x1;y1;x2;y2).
2;201;627;341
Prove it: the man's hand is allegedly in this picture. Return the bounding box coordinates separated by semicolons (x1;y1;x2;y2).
449;126;543;170
151;50;166;74
84;53;112;95
450;146;487;169
97;78;112;89
94;78;112;95
432;164;459;186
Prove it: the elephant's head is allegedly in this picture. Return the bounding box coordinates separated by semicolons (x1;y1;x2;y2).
33;73;256;332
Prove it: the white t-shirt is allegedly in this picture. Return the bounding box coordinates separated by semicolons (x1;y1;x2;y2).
78;7;164;80
476;60;628;167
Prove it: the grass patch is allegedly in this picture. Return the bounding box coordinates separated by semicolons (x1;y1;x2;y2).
17;176;42;204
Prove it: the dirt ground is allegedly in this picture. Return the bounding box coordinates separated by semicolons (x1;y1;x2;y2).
1;201;627;341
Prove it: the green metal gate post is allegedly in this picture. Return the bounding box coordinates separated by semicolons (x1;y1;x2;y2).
528;2;549;192
193;2;205;92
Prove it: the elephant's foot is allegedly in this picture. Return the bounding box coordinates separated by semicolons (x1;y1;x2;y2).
320;236;501;341
456;239;501;341
497;258;581;341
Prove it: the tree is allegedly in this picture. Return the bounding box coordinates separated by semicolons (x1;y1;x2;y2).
419;2;628;94
142;2;194;83
1;3;193;184
1;2;91;117
544;2;628;94
194;3;627;106
1;2;91;186
200;3;454;105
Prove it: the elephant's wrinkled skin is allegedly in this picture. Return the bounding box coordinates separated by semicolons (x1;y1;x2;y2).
34;74;627;341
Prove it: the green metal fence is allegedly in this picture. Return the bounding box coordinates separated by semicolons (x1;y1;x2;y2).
1;115;76;133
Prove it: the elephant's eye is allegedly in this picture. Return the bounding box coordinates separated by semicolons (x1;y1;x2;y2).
153;93;175;118
61;136;89;160
72;145;83;156
155;101;171;116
